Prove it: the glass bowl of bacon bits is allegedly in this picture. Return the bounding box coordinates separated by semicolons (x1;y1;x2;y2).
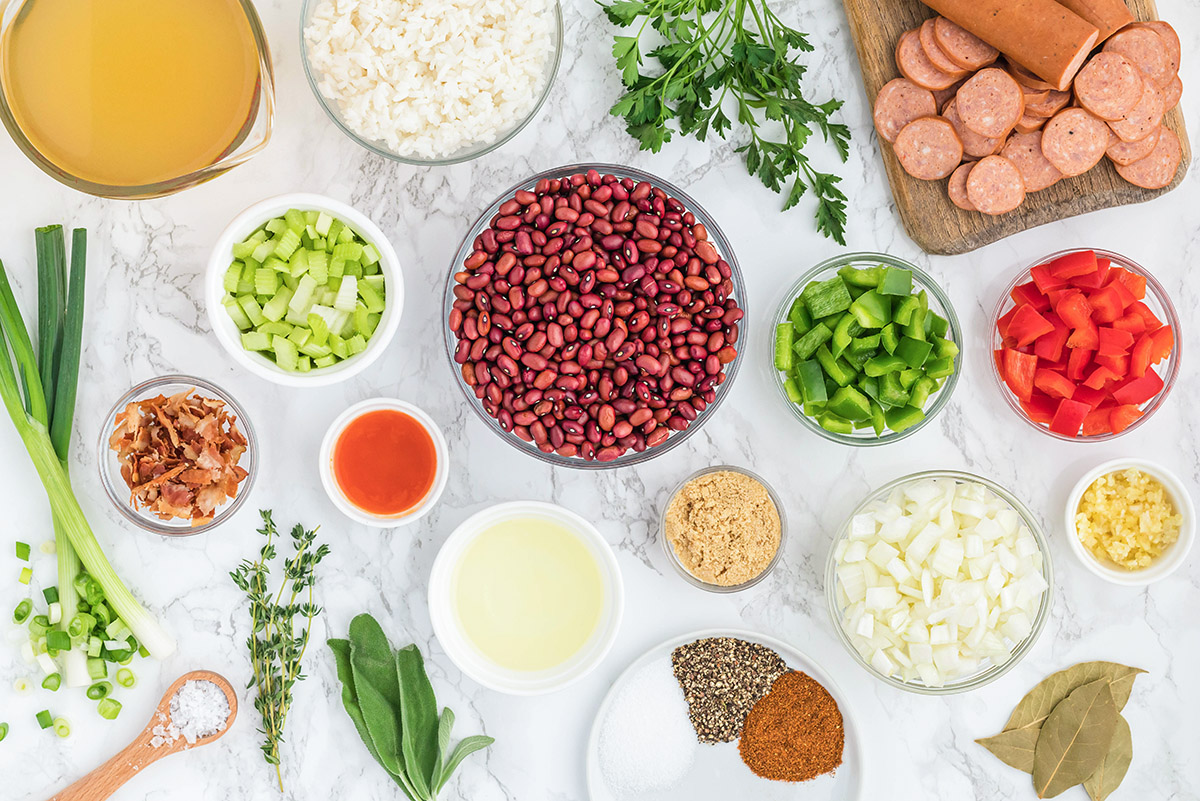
99;375;257;536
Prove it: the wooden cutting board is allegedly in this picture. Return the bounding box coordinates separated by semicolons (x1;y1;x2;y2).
842;0;1190;255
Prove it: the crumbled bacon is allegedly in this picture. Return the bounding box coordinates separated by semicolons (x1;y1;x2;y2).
109;388;249;526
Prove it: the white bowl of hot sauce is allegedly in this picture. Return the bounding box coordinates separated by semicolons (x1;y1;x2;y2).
319;398;448;526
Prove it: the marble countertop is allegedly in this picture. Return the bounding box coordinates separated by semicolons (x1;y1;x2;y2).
3;0;1198;798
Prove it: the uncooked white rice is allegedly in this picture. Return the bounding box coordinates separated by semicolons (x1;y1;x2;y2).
305;0;555;159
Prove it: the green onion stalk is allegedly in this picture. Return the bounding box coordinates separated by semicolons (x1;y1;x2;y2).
0;235;175;661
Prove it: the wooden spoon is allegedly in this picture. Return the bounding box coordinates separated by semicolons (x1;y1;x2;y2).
47;670;238;801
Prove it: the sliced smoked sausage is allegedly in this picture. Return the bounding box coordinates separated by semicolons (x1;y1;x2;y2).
965;155;1027;215
1001;131;1064;191
944;98;1005;158
917;0;1100;90
919;19;970;77
896;28;964;91
1040;107;1110;176
1024;89;1073;118
1074;52;1144;121
955;68;1025;138
1115;127;1182;189
933;17;999;71
947;162;977;211
894;116;964;180
1107;80;1164;143
1106;127;1161;166
874;78;938;143
1104;27;1175;88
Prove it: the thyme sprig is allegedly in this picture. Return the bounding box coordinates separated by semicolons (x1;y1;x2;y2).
230;510;330;791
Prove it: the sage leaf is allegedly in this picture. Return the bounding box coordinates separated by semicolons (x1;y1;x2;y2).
396;644;440;799
432;708;455;789
1033;679;1119;798
437;735;496;794
1005;662;1145;733
976;727;1040;773
348;615;407;779
1084;715;1133;801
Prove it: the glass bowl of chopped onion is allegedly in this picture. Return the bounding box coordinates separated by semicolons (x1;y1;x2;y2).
299;0;564;165
824;470;1053;694
98;375;258;537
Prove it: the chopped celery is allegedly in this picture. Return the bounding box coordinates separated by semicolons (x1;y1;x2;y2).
254;267;279;297
358;280;385;313
223;298;252;331
258;321;293;338
223;262;243;293
237;296;267;327
299;341;332;359
289;275;319;314
261;286;294;323
334;276;358;312
296;355;312;373
288;248;309;278
287;327;311;348
347;334;367;355
307;313;330;346
284;209;306;234
314;354;337;369
272;336;299;371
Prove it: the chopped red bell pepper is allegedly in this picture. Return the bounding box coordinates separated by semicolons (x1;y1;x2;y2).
1149;326;1174;364
1081;407;1114;436
1049;250;1098;280
1095;353;1129;376
1111;369;1164;405
1071;257;1111;290
1097;326;1134;356
1108;279;1137;310
1110;404;1144;434
1067;348;1093;381
1127;301;1162;331
1002;348;1038;401
1031;264;1068;293
1011;282;1051;312
996;306;1019;340
1111;314;1148;335
1034;368;1075;399
1009;305;1056;347
1066;321;1100;350
1111;268;1146;300
1083;365;1119;390
1049;398;1090;436
1071;384;1107;409
1020;392;1058;425
1088;285;1124;323
1130;334;1153;378
1033;314;1069;363
1055;292;1093;329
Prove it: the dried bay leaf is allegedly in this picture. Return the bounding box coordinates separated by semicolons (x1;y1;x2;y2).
1004;662;1146;733
1033;679;1119;798
976;727;1040;773
1083;715;1133;801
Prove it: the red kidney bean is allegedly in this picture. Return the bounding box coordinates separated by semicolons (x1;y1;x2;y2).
449;172;743;461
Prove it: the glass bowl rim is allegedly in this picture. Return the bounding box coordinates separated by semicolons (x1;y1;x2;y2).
0;0;275;199
97;374;258;537
824;468;1054;695
298;0;564;166
987;248;1182;442
769;252;963;447
442;162;748;470
658;464;789;593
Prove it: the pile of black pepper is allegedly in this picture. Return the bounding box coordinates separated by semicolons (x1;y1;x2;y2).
670;637;788;743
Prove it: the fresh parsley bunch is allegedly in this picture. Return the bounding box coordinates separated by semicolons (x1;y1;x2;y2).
600;0;852;243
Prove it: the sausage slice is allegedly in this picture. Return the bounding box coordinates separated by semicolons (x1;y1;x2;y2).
1025;89;1073;118
919;19;970;77
1160;74;1182;112
943;98;1005;158
894;116;964;180
1104;27;1175;88
947;162;977;211
965;156;1027;215
1001;131;1064;192
1106;126;1161;166
1015;114;1047;134
1074;52;1145;121
874;78;938;143
956;68;1026;138
1115;127;1182;189
1108;80;1164;143
1129;21;1181;76
896;29;964;91
1040;108;1110;176
933;17;999;71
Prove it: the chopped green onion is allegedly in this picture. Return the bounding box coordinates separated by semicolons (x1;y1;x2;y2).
36;710;52;729
86;681;111;700
18;567;31;585
42;586;58;604
15;542;30;560
87;658;107;680
116;668;136;688
39;540;55;555
48;601;61;624
12;599;32;624
97;698;122;720
0;722;8;742
29;614;49;637
46;630;70;652
53;717;70;738
13;678;31;693
42;673;61;692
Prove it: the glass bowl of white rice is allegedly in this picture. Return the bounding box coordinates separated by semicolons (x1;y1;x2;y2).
825;470;1053;695
300;0;563;165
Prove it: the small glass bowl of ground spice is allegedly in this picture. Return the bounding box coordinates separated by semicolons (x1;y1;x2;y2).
1066;458;1195;586
661;466;786;592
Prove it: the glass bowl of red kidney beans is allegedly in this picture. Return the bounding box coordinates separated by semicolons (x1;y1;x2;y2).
444;164;747;467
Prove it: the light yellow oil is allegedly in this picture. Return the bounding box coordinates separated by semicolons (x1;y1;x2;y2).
453;517;605;673
1;0;261;187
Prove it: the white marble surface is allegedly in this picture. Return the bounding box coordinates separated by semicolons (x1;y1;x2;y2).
2;0;1199;798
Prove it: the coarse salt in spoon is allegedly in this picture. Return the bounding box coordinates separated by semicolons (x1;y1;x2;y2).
46;670;238;801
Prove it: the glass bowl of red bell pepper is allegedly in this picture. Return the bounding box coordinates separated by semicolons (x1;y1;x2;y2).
990;249;1181;440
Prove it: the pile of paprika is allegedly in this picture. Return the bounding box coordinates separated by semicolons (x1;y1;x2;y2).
738;671;845;782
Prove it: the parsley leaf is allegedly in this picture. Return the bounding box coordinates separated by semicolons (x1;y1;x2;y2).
597;0;850;243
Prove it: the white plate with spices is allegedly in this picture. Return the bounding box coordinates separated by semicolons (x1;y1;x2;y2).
586;629;864;801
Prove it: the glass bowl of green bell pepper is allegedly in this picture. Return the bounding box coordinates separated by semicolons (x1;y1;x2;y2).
770;253;962;446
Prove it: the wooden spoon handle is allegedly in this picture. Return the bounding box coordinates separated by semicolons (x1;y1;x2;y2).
47;737;171;801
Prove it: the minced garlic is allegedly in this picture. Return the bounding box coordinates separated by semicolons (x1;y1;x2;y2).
1075;468;1181;570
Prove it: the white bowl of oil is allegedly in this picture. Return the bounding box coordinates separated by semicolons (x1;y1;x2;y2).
429;501;624;695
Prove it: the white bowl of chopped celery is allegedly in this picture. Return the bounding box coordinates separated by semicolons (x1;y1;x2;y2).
207;193;403;386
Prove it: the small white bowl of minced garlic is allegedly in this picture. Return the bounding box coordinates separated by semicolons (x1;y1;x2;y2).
660;466;786;592
1065;458;1195;585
